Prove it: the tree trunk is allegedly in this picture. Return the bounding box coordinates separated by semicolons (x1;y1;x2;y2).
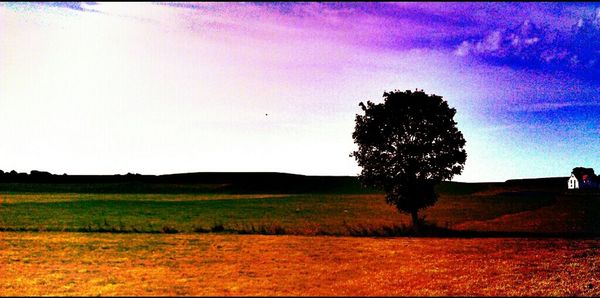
410;210;420;228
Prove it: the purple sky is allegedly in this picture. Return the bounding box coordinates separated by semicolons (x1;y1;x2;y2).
1;2;598;182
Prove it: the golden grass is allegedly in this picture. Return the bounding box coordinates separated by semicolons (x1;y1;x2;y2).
1;232;599;296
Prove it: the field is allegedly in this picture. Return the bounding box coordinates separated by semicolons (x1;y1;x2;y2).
0;189;596;235
1;178;599;295
2;233;600;296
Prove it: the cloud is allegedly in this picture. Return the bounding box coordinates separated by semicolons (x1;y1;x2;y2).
510;101;600;112
454;20;545;58
8;2;100;12
148;3;526;52
8;3;598;64
153;3;600;79
454;8;600;78
479;124;543;132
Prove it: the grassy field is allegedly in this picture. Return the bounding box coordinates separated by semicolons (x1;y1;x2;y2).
0;179;599;296
1;232;599;296
0;191;563;235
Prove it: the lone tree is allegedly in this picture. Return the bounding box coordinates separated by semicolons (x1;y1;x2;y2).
351;89;467;227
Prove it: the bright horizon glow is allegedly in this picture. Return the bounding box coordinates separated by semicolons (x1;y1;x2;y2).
1;2;599;182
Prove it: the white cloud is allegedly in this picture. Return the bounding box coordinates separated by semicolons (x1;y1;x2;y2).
510;102;600;112
477;30;502;52
453;15;600;74
454;41;471;57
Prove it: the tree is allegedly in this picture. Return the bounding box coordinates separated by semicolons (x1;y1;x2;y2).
351;89;467;227
572;167;595;179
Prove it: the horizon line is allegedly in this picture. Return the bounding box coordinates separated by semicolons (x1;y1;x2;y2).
0;169;572;184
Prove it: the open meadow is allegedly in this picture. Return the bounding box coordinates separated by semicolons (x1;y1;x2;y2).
0;192;562;234
1;233;600;296
1;180;599;295
0;183;597;235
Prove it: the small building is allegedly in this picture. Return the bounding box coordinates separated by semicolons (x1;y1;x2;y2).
568;173;579;189
568;167;599;190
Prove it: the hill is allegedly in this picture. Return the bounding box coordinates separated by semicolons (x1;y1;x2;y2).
0;171;572;194
0;171;371;194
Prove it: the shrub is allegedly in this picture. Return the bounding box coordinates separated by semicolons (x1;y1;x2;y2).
161;225;178;234
210;222;225;232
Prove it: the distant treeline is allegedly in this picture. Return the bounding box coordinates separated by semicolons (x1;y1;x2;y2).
0;169;145;183
0;170;376;194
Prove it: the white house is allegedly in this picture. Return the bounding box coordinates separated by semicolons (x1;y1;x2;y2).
568;173;579;189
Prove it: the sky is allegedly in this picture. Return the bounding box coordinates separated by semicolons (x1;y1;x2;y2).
0;2;599;182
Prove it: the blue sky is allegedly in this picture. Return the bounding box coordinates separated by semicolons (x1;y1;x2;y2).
0;2;598;182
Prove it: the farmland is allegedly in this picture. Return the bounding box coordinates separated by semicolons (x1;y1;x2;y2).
0;186;596;235
0;175;599;295
0;191;561;235
1;233;600;296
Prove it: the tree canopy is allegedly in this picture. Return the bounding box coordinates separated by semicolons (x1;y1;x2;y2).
351;89;467;226
572;167;596;179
